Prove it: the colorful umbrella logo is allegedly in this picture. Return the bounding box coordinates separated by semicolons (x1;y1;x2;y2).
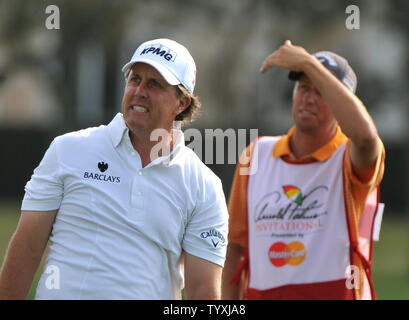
283;185;303;205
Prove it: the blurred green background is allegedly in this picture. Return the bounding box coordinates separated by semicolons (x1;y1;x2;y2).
1;0;409;300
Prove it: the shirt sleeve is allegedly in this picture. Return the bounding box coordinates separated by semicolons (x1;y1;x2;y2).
227;143;254;248
182;176;229;268
343;137;385;222
21;138;64;211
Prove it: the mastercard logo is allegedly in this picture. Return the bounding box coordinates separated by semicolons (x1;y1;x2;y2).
268;241;306;267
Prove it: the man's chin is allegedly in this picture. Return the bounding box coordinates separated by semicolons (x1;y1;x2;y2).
294;120;318;133
124;116;147;131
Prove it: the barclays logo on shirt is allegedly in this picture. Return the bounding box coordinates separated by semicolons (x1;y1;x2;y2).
83;161;121;183
98;161;108;172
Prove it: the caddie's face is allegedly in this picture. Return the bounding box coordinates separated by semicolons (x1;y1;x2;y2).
292;76;336;134
121;63;189;135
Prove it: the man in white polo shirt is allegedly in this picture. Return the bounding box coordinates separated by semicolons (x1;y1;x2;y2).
0;39;228;300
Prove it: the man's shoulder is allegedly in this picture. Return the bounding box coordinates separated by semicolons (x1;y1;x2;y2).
54;124;108;146
257;135;283;145
251;135;283;157
179;146;222;184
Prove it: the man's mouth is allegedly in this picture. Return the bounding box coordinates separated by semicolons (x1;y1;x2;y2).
132;105;149;113
299;109;315;116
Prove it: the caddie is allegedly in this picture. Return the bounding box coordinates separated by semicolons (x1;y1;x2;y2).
222;40;385;300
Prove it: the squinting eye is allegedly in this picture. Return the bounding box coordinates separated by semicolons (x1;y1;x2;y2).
150;80;162;88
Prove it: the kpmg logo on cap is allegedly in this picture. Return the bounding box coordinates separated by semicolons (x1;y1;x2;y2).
140;43;177;62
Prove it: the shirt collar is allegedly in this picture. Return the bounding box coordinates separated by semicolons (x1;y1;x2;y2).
107;113;128;148
273;126;348;162
107;113;185;165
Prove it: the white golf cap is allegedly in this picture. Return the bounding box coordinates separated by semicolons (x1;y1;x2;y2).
122;38;197;94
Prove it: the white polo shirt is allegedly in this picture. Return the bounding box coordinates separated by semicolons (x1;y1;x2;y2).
22;113;228;300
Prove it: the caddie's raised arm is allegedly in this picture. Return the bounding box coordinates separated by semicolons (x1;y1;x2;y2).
260;40;381;182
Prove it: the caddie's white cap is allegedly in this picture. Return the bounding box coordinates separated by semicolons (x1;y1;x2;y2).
122;38;196;94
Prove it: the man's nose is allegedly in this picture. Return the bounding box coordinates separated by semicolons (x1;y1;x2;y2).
132;81;148;98
303;90;318;104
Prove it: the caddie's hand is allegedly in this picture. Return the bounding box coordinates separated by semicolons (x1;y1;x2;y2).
259;40;311;74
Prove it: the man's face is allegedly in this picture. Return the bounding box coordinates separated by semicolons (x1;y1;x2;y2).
121;63;188;135
292;76;336;134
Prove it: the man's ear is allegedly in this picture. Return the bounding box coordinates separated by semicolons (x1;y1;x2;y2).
177;95;191;115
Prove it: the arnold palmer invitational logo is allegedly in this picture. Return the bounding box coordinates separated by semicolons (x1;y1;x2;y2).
83;162;121;183
254;185;328;236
